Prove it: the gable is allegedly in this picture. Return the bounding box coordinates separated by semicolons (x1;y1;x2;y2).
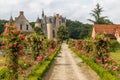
15;11;34;33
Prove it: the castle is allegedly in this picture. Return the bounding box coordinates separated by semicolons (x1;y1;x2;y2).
35;10;66;39
9;11;34;33
7;11;66;39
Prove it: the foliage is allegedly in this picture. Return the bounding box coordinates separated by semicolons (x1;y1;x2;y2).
66;19;92;39
34;27;44;35
110;40;120;52
69;34;120;79
0;20;8;34
88;3;113;24
57;25;69;42
1;25;25;80
70;47;119;80
46;39;56;49
26;33;44;60
0;68;9;80
30;22;35;28
93;34;110;63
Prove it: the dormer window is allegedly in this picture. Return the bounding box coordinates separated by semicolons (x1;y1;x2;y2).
20;24;22;30
26;24;29;30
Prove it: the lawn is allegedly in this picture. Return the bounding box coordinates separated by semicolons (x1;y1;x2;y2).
0;55;5;70
110;48;120;65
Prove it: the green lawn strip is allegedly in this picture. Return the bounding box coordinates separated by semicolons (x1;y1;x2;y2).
0;45;61;80
0;67;9;80
28;45;61;80
110;49;120;65
70;46;119;80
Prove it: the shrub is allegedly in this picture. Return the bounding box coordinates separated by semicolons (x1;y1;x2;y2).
70;47;119;80
0;68;9;79
1;25;25;80
26;33;44;60
28;45;61;80
110;40;120;52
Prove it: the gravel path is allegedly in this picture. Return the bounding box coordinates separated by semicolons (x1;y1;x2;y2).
43;43;100;80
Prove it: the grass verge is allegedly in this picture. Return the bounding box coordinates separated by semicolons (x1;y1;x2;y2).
70;46;119;80
28;45;61;80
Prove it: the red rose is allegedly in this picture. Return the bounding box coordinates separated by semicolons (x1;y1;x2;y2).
10;64;13;69
37;55;43;62
4;64;7;66
19;34;25;40
1;46;5;49
14;42;18;48
19;69;24;74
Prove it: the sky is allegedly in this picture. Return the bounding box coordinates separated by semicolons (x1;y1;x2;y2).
0;0;120;24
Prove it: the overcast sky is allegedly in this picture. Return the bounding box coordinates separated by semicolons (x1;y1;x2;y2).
0;0;120;24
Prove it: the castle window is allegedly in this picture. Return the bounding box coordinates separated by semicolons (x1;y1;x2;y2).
20;24;22;30
59;21;61;25
26;24;29;30
53;30;55;38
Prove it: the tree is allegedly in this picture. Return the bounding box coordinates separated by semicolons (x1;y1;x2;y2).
57;25;69;42
88;3;113;24
66;19;92;39
34;27;44;35
30;22;35;28
0;19;8;34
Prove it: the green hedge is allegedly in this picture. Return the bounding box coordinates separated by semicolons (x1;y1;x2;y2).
0;67;9;80
28;45;61;80
70;46;119;80
0;45;61;80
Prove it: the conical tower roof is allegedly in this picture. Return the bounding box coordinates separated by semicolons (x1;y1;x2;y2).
35;17;41;23
9;16;14;25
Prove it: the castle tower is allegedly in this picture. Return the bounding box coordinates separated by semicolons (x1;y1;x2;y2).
9;16;14;25
35;17;41;28
55;14;60;29
47;18;53;39
42;9;44;18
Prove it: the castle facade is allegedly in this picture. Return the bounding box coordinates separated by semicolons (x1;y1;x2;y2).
35;10;66;39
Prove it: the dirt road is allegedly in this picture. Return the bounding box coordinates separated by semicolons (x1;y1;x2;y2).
43;43;100;80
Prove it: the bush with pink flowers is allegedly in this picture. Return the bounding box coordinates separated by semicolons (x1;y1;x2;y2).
69;34;120;79
1;25;25;80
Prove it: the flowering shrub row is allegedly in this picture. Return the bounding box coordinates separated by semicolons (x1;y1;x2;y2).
69;34;120;79
70;47;118;80
28;45;61;80
0;24;60;80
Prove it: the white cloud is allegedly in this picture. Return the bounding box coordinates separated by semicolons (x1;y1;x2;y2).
0;0;120;24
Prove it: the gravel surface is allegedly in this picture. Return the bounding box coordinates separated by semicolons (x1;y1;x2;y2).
43;43;100;80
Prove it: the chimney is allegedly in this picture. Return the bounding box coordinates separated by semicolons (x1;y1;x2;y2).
56;14;59;19
20;11;24;15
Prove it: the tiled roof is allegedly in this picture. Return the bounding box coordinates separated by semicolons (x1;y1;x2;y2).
93;24;120;35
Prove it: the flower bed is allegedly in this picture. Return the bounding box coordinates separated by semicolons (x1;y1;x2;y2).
70;46;119;80
28;45;61;80
0;24;61;80
69;34;120;80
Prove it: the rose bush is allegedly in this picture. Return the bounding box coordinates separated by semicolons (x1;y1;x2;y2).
1;24;25;80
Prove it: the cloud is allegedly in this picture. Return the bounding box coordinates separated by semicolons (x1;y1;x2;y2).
0;0;120;24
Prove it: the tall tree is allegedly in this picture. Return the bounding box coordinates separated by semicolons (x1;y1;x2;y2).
88;3;113;24
34;27;44;35
0;19;8;34
66;19;92;39
57;25;69;42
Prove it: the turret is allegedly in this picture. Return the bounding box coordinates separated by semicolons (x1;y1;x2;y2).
47;18;53;39
9;16;14;25
42;9;44;18
35;17;41;28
